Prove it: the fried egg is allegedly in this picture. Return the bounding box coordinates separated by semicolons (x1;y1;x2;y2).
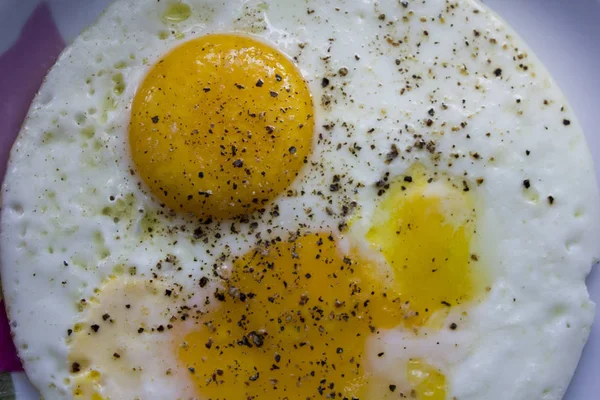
1;0;599;399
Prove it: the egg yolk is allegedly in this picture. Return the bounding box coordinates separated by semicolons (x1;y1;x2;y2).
366;166;485;328
179;232;402;399
407;359;447;400
129;34;314;219
364;358;446;400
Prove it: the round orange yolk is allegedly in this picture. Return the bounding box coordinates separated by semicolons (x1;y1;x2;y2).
129;34;314;219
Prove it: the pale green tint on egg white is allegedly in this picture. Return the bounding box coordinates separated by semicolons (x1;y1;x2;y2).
162;3;192;23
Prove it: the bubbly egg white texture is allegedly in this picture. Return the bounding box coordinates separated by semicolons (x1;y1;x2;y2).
1;0;599;399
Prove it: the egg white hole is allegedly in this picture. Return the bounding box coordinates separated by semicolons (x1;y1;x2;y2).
10;202;24;215
74;113;87;125
565;238;580;252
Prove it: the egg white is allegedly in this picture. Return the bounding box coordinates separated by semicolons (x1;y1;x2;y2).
1;0;599;399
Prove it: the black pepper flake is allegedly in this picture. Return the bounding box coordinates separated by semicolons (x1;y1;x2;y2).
389;385;397;392
235;83;245;89
233;159;244;168
102;313;110;321
113;352;121;359
138;327;144;333
91;324;100;333
249;372;260;381
256;79;264;87
247;331;266;347
336;347;344;354
151;115;159;124
165;289;172;297
523;179;531;189
404;176;413;183
157;325;165;332
321;77;330;87
385;144;399;164
188;367;195;374
548;196;555;205
214;290;226;302
203;87;210;92
199;276;209;288
192;226;203;239
563;119;571;126
275;74;282;82
378;352;385;357
450;323;458;330
71;362;81;373
330;183;340;192
401;1;408;7
494;68;502;77
269;90;278;98
288;146;297;154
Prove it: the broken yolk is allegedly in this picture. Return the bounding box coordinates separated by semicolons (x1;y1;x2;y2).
176;168;485;399
129;34;314;219
407;359;447;400
68;169;484;399
178;233;403;399
71;370;103;400
366;166;485;328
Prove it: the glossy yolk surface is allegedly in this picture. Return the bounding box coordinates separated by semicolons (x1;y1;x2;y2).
366;166;484;328
129;34;314;219
407;359;447;400
364;357;447;400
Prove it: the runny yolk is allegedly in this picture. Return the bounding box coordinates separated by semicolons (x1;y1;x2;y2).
129;34;314;219
366;166;485;328
407;359;447;400
68;170;484;399
177;169;485;399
